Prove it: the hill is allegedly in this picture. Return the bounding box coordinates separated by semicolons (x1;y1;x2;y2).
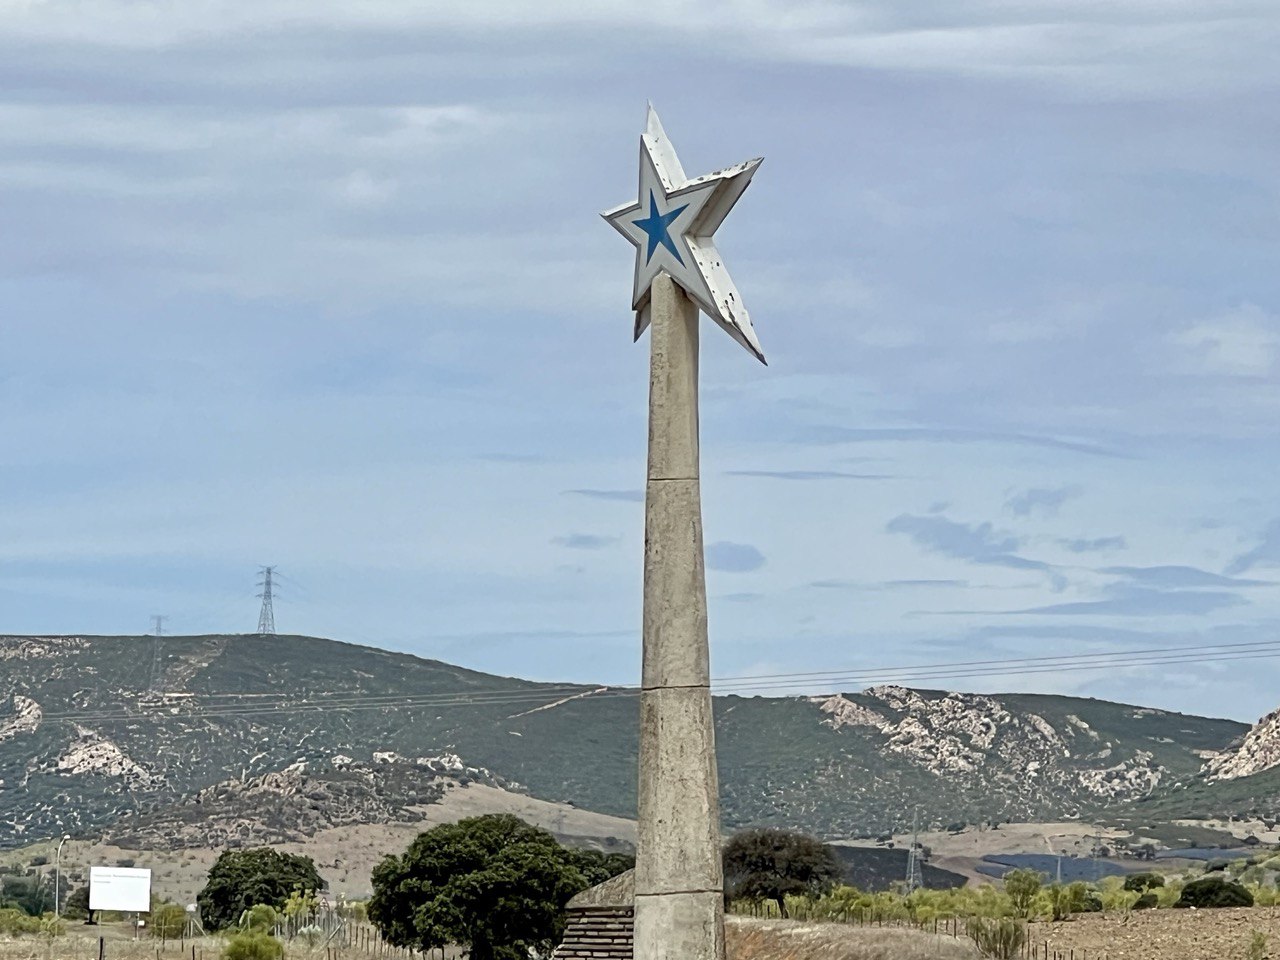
0;633;1253;848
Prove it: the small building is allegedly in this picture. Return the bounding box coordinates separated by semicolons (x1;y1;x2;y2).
551;869;634;960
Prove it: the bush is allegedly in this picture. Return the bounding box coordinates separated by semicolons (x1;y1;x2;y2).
241;904;278;933
39;917;65;938
1003;870;1042;919
967;917;1025;959
0;908;42;936
1133;893;1158;910
152;903;187;938
1176;877;1254;909
1046;882;1093;921
1123;872;1165;892
223;932;284;960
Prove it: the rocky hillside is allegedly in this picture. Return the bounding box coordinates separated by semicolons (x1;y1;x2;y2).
1205;705;1280;782
0;634;1253;848
104;753;516;849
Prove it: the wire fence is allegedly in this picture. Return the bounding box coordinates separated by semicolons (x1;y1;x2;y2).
0;924;460;960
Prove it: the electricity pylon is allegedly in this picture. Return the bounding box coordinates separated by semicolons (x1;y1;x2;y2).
256;566;277;635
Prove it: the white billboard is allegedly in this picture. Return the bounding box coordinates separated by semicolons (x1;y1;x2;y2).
89;867;152;913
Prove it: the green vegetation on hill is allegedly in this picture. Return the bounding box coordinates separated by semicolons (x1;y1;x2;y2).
0;633;1259;847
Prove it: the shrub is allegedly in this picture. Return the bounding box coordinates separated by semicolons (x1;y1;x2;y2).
967;917;1025;959
1247;931;1268;960
1123;872;1165;892
241;904;278;933
223;932;284;960
1003;869;1043;919
152;903;187;938
1251;885;1280;908
1133;893;1158;910
1176;877;1254;909
0;908;41;936
1046;882;1093;921
1153;879;1184;908
38;917;65;939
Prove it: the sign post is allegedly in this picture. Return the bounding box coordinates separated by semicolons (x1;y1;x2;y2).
603;106;764;960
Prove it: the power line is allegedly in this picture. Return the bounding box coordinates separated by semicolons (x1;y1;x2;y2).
111;636;1280;703
34;637;1280;725
256;566;277;636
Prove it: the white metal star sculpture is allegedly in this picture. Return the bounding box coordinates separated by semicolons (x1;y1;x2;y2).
603;106;765;364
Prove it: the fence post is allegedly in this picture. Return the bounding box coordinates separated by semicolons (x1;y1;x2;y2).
99;937;106;960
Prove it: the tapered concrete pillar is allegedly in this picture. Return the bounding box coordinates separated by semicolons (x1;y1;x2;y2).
634;272;725;960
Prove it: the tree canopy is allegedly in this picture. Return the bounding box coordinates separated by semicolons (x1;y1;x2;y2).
1002;868;1043;919
196;848;324;931
722;828;842;918
368;815;626;960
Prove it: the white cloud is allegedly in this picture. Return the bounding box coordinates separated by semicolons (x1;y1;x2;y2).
5;1;1279;96
1172;304;1280;378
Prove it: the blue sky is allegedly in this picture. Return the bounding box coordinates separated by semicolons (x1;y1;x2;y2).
3;2;1279;721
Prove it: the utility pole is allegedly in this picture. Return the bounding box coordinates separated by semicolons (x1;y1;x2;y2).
256;566;277;635
148;615;167;692
905;806;922;893
54;834;70;917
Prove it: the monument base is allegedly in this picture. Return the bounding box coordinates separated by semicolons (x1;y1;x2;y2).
634;891;725;960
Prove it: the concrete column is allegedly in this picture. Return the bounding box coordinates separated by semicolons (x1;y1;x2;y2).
634;272;725;960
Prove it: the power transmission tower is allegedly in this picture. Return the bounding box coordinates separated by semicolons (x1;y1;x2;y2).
148;615;167;691
256;566;277;635
905;806;923;893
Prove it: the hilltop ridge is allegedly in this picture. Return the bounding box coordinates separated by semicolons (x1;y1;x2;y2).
0;633;1258;848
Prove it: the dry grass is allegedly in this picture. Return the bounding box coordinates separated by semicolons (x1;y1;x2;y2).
0;784;637;905
0;929;453;960
726;916;980;960
0;934;226;960
1035;906;1280;960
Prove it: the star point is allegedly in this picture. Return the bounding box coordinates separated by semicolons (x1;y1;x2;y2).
602;107;765;364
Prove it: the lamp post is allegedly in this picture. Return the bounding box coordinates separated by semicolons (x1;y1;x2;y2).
54;835;70;917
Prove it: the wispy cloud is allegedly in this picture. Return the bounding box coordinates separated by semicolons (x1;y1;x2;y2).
478;452;546;464
1005;485;1081;518
1059;536;1127;553
726;469;895;481
563;489;644;503
1170;304;1280;378
707;542;766;574
552;533;620;551
1100;565;1271;590
886;513;1064;587
1014;588;1247;617
800;427;1123;458
1228;520;1280;575
810;578;967;591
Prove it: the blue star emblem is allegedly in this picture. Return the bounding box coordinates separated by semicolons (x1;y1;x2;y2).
603;106;766;363
632;190;688;265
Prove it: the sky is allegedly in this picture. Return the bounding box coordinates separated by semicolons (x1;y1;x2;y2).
2;1;1279;722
